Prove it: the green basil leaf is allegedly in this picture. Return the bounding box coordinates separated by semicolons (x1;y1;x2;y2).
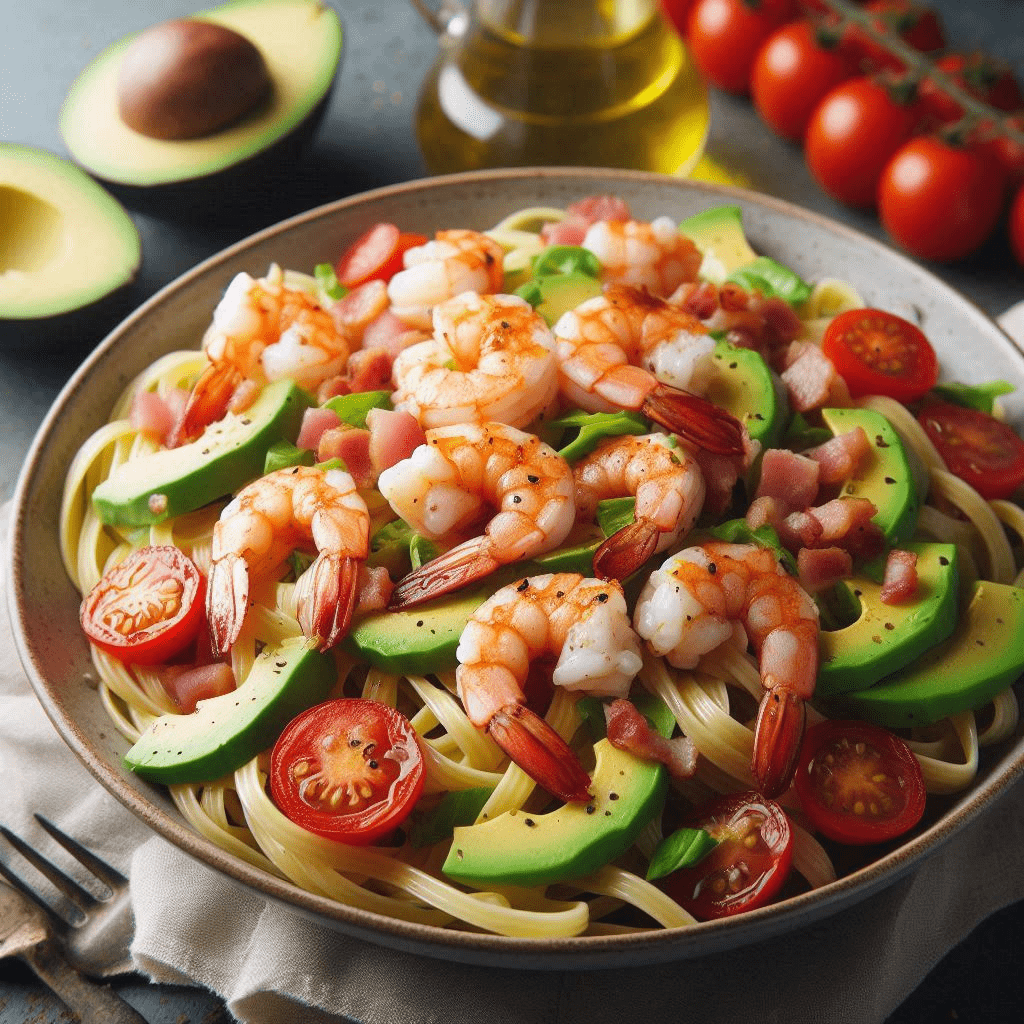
931;380;1014;414
646;827;718;881
552;409;650;462
263;439;315;475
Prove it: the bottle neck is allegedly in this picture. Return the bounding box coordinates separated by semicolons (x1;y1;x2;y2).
475;0;657;48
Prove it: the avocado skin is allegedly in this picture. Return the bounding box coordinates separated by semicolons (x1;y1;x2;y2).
124;636;335;784
828;581;1024;728
92;378;312;527
817;542;959;698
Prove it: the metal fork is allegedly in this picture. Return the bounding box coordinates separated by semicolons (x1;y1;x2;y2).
0;815;148;1023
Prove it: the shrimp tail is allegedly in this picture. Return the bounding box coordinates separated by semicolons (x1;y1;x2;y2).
488;703;593;803
751;686;806;798
169;362;243;448
641;383;744;457
388;536;501;610
296;552;360;650
207;551;250;656
592;519;661;582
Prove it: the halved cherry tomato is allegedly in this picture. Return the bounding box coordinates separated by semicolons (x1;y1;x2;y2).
917;400;1024;499
270;699;425;845
821;308;938;402
660;792;792;919
335;224;428;289
794;720;926;845
80;546;206;665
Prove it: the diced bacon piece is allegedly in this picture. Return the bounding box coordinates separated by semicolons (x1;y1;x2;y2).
756;448;820;507
356;564;395;613
781;508;824;550
797;546;853;594
362;309;427;358
746;494;788;532
159;662;236;714
366;407;426;474
750;295;804;345
330;279;390;345
807;497;885;558
669;280;719;320
345;348;393;393
804;427;871;485
319;426;374;487
130;389;182;445
316;375;351;404
567;195;632;223
540;219;588;247
296;406;341;451
880;548;919;605
604;699;697;780
780;342;852;413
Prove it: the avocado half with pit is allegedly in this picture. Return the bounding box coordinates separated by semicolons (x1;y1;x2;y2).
59;0;342;188
0;144;140;347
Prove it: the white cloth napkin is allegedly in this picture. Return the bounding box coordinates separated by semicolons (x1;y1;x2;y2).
5;305;1024;1024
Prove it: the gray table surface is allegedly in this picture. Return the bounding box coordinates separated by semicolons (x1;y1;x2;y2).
3;0;1024;1021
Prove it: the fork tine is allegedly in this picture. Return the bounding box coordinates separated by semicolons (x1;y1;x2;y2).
0;825;102;913
0;856;72;928
34;815;127;890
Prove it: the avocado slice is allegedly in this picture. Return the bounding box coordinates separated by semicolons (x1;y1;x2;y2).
816;542;959;698
59;0;342;188
679;205;758;285
516;271;603;327
124;636;335;783
829;581;1024;728
820;407;920;545
0;144;140;323
443;695;675;888
92;378;312;527
705;340;788;450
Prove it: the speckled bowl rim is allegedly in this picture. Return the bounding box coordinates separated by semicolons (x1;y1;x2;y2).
10;166;1024;970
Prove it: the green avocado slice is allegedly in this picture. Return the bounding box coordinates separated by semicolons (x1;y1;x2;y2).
515;270;603;327
679;205;758;284
443;696;675;888
829;581;1024;727
705;340;788;450
92;378;312;527
124;636;335;783
820;407;920;545
816;542;959;698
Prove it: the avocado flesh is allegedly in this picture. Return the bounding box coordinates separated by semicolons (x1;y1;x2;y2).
92;378;312;527
124;636;335;784
820;407;920;545
816;542;959;698
59;0;342;187
443;697;675;888
0;145;140;319
679;205;758;285
520;271;603;327
706;340;787;450
830;581;1024;728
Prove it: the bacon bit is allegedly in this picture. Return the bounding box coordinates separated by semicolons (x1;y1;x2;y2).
366;407;426;474
540;219;587;247
540;195;631;245
362;310;427;358
756;448;820;508
685;427;759;518
780;508;824;551
356;564;395;613
797;546;853;594
746;494;788;532
129;389;186;446
316;374;351;404
880;549;919;605
345;347;393;393
158;662;235;714
330;279;390;345
806;497;885;558
319;426;374;487
804;427;871;485
780;342;852;413
296;406;341;452
604;698;697;780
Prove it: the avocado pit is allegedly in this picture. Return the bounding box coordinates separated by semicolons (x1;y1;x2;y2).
117;18;272;140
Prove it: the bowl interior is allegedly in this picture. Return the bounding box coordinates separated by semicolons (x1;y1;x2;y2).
11;167;1024;969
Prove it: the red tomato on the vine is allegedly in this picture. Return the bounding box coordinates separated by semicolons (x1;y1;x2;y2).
841;0;946;74
918;52;1024;127
804;77;919;208
973;114;1024;187
878;136;1007;263
686;0;797;95
659;0;696;36
1011;183;1024;267
751;21;857;141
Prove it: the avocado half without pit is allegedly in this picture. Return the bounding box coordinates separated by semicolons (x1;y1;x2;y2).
59;0;342;188
0;144;140;346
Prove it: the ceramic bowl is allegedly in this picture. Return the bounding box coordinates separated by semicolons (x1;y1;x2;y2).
10;167;1024;969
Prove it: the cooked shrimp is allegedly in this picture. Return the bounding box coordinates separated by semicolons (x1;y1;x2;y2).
554;284;744;456
390;291;559;429
387;229;505;329
457;572;644;802
171;266;348;446
633;541;819;797
573;433;705;581
378;421;576;609
582;217;702;297
207;465;370;654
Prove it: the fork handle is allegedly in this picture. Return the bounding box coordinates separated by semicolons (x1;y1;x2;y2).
22;938;150;1024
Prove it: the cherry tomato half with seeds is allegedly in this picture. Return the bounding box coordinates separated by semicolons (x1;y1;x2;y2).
270;699;425;845
794;720;926;845
821;308;938;402
917;400;1024;499
335;223;428;289
80;546;206;665
660;792;792;920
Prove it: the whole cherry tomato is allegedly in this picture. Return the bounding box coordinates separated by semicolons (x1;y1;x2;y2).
659;0;696;36
878;136;1007;263
973;114;1024;187
1011;183;1024;267
686;0;797;95
751;21;857;141
804;77;920;208
841;0;946;74
918;52;1024;127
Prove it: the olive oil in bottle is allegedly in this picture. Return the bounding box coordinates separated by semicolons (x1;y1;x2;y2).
415;0;709;175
